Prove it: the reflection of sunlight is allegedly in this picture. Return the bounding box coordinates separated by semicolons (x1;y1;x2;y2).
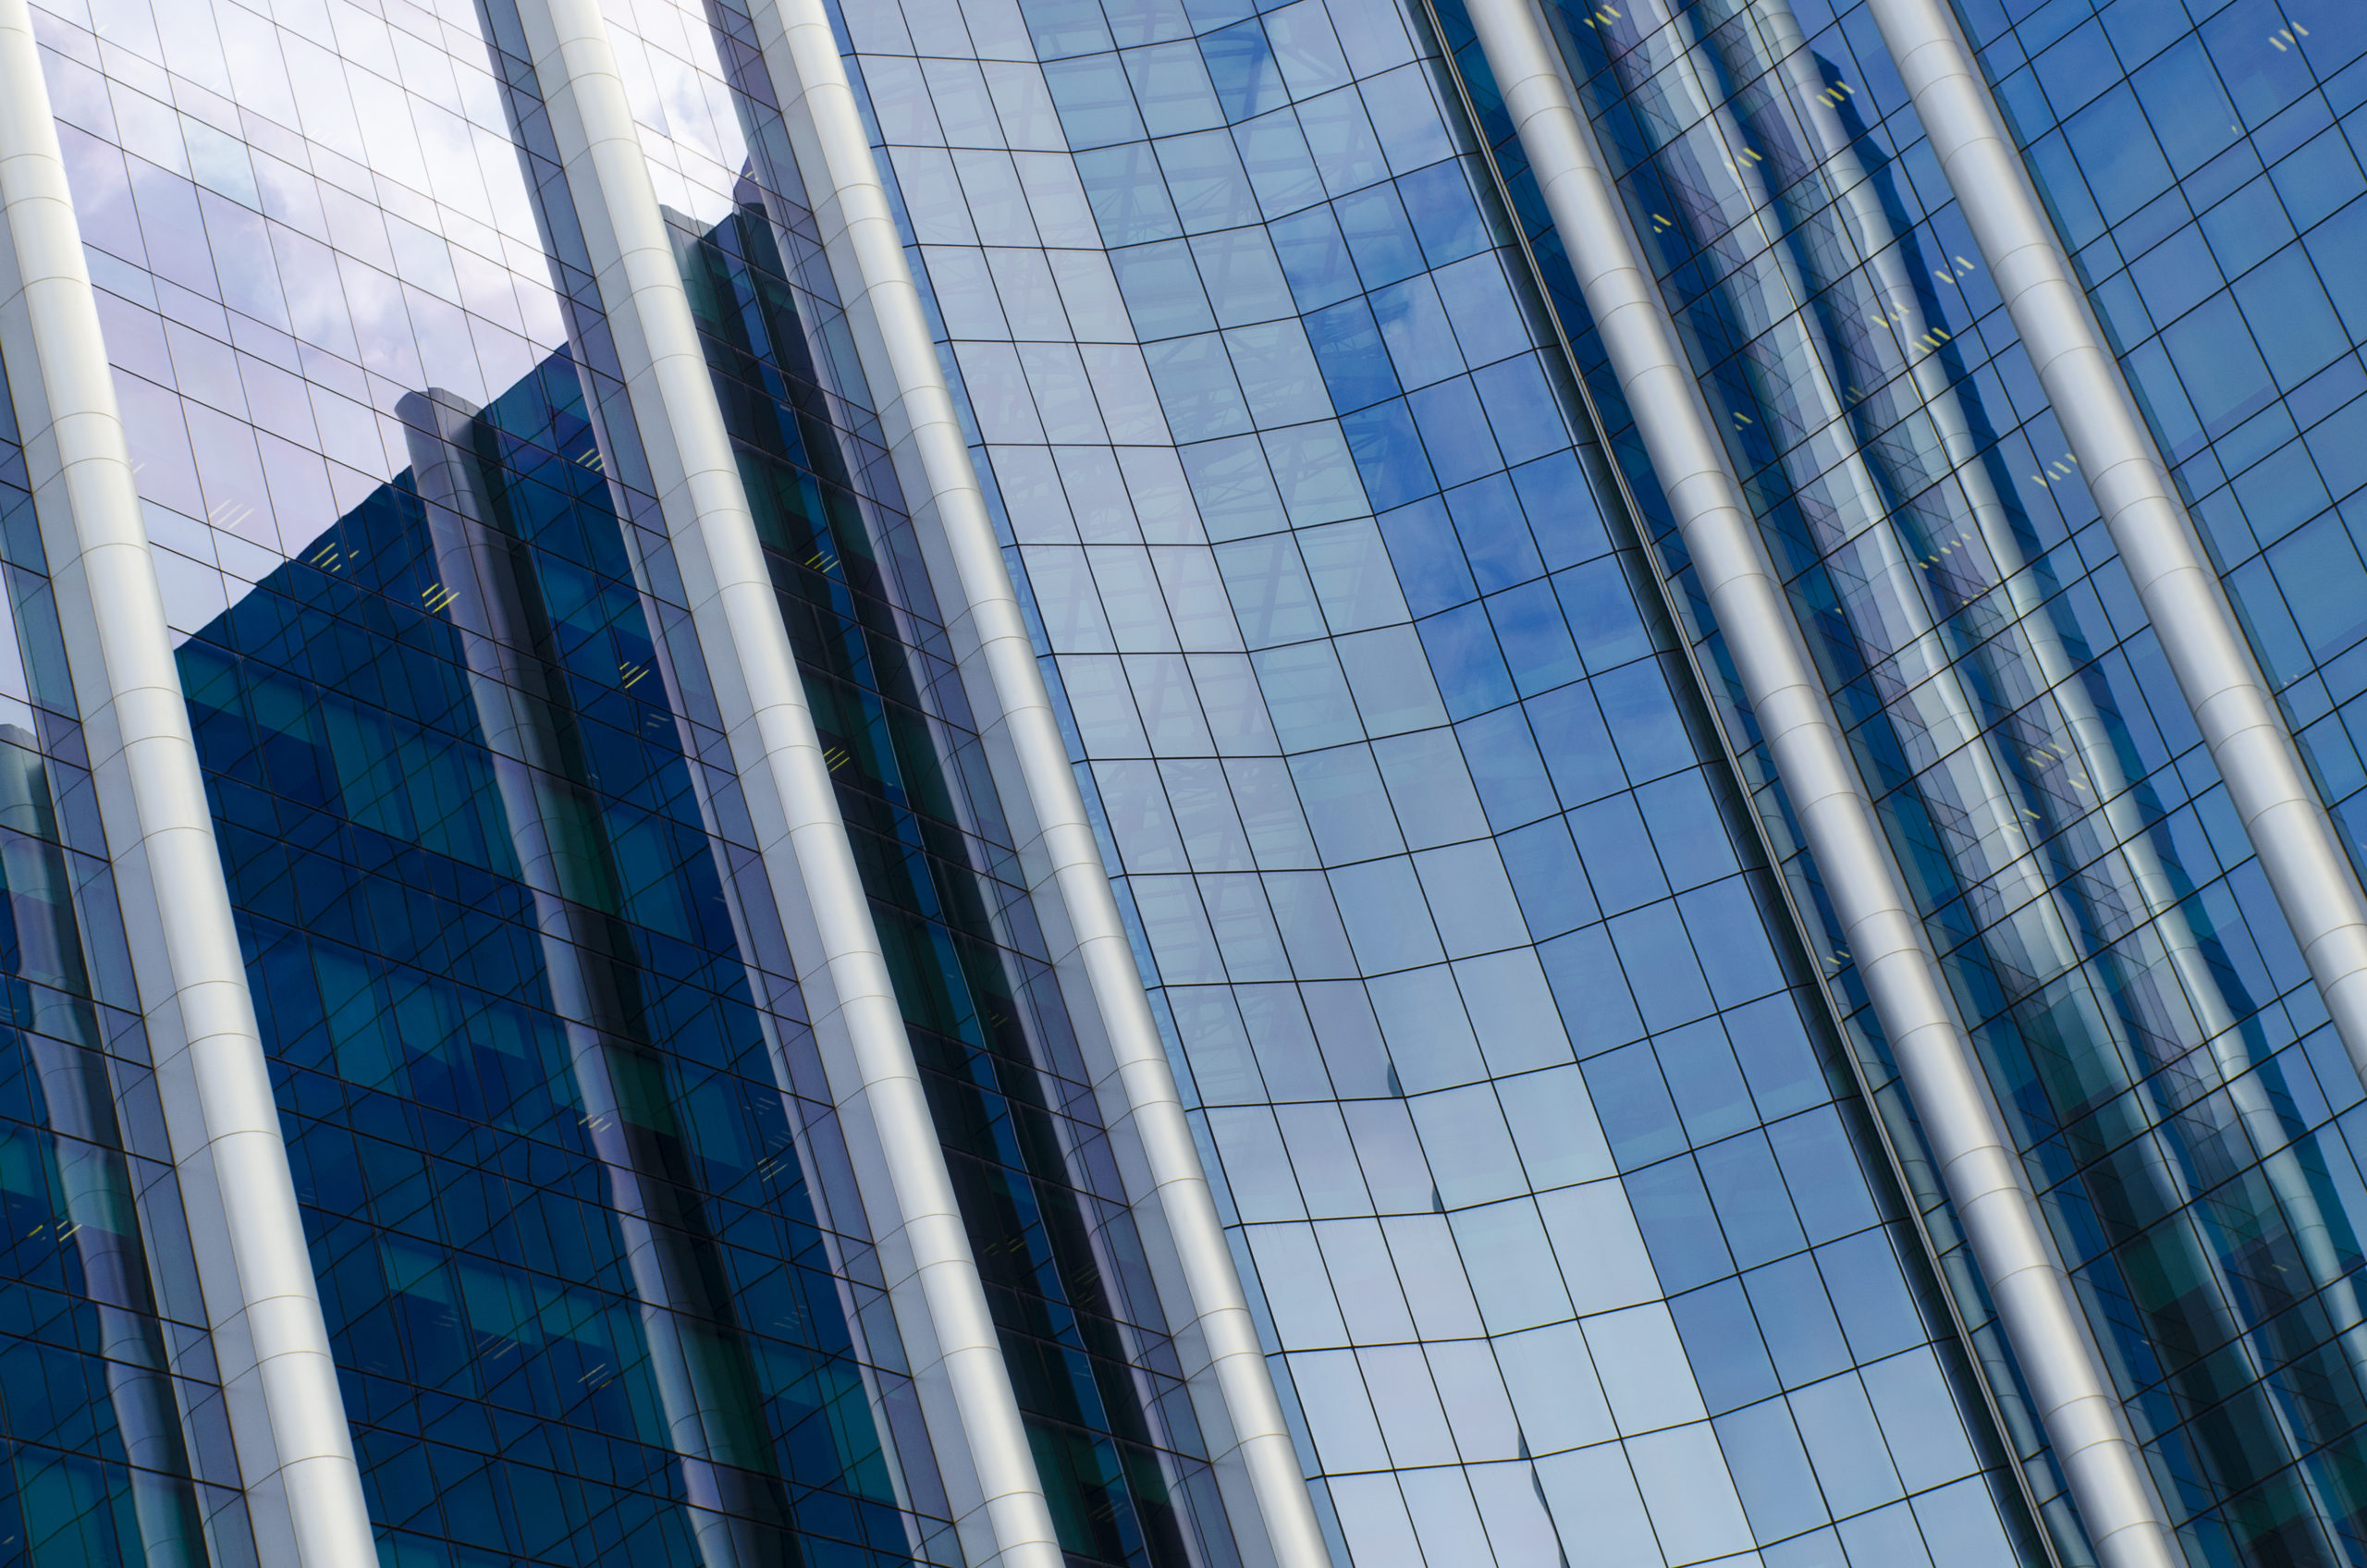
34;0;575;636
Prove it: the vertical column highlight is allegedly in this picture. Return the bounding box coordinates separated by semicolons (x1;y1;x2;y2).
1451;2;2178;1565
0;3;374;1564
1866;0;2367;1086
741;4;1332;1565
502;2;1062;1562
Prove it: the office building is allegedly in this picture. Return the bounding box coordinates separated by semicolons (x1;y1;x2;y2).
0;0;2361;1562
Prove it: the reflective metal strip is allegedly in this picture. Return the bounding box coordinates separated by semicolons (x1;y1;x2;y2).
740;6;1332;1566
1453;3;2179;1565
0;5;374;1564
1865;0;2367;1084
1761;0;2367;1469
505;3;1061;1563
1753;0;2367;1525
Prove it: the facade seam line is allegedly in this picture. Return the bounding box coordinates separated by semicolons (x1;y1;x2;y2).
507;2;1063;1563
0;4;376;1565
740;4;1333;1564
1452;2;2181;1566
1862;0;2367;1084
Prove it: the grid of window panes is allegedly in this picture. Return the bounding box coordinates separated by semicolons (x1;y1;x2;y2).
1427;16;2109;1554
685;198;1233;1568
0;341;255;1564
1437;0;2367;1561
1962;0;2367;1558
182;351;938;1565
831;0;2053;1562
1956;0;2367;894
588;3;1251;1558
28;0;963;1562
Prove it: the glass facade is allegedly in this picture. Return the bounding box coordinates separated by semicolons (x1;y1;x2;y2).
834;0;2050;1563
21;1;950;1561
1429;0;2367;1562
0;314;252;1564
185;349;934;1566
1952;2;2367;1557
669;152;1229;1568
0;0;2363;1564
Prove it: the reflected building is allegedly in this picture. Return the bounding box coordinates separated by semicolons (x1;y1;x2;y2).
0;0;2361;1565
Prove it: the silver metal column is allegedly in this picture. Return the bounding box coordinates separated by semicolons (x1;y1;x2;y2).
740;6;1331;1566
1865;0;2367;1085
0;5;374;1563
1454;2;2179;1565
1737;0;2367;1429
1738;0;2367;1487
506;3;1063;1562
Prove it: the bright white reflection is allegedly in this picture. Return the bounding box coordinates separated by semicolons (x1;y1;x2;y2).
33;0;569;633
599;0;750;227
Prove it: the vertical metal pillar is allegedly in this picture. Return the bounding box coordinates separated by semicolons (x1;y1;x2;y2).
503;2;1063;1562
739;3;1331;1563
1453;2;2180;1563
1866;0;2367;1085
0;5;374;1562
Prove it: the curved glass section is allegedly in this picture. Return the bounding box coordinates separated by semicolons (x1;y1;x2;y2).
25;0;2367;1562
1438;0;2367;1560
822;0;2054;1562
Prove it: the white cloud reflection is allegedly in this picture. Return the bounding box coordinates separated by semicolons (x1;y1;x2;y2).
34;0;570;636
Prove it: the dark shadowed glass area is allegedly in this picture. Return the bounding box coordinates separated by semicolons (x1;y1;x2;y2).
178;347;935;1567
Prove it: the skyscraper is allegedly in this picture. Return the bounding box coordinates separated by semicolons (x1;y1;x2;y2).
0;0;2361;1562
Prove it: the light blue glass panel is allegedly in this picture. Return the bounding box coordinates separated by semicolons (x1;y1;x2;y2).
833;0;2054;1560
